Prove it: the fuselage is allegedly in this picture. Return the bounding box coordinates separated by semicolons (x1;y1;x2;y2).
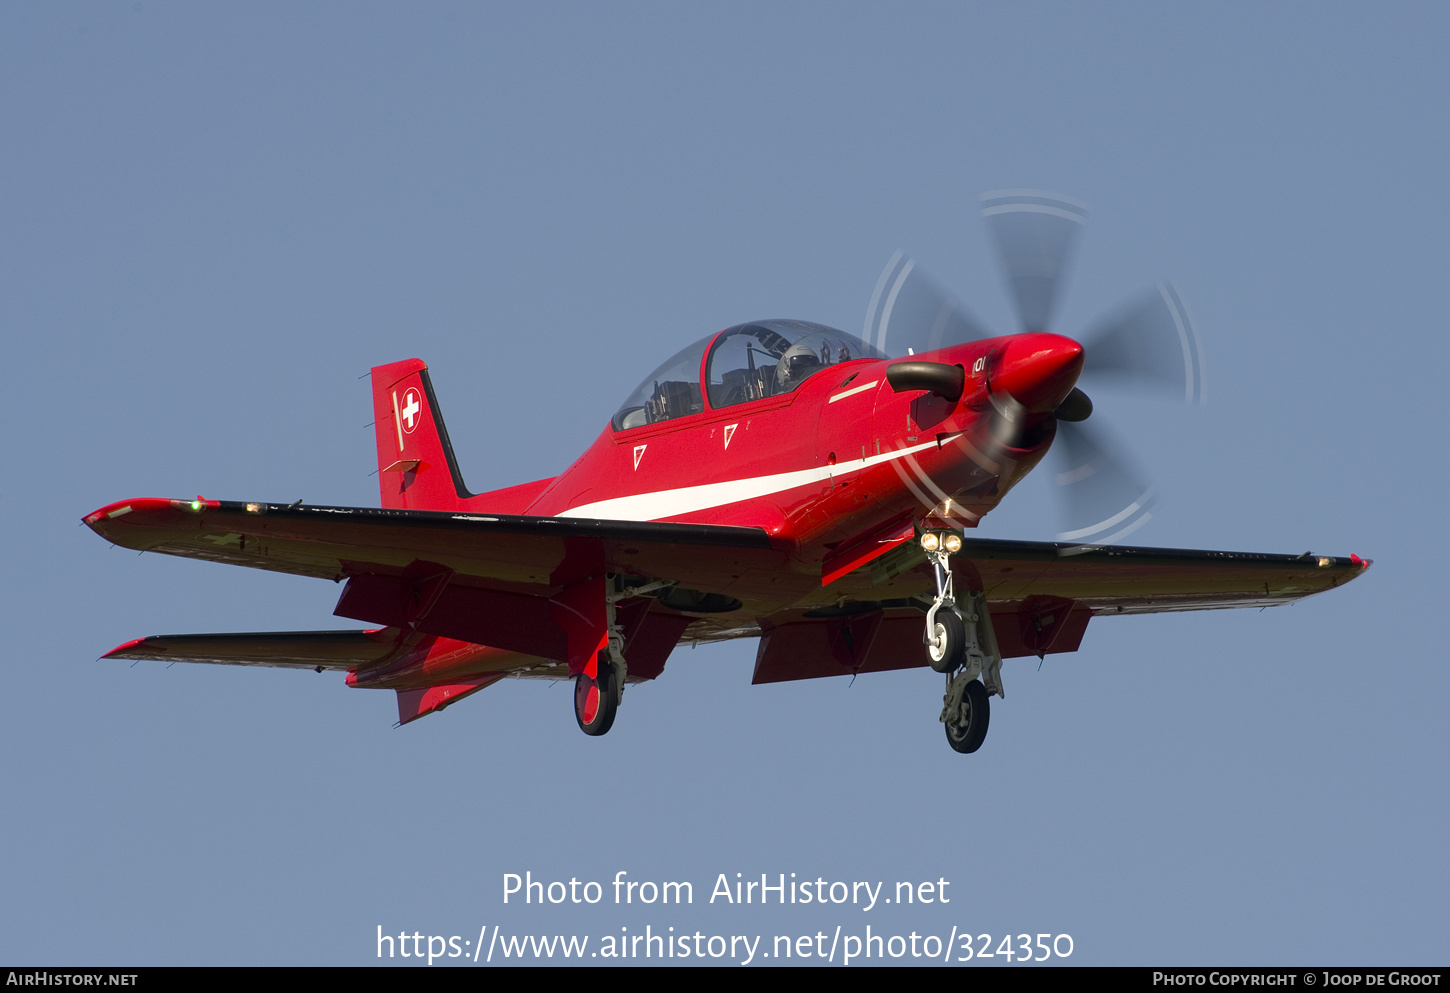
351;322;1085;689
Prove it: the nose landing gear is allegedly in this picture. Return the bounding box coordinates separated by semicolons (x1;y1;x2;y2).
920;531;1003;754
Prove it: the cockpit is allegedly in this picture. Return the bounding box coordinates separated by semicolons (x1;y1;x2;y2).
612;319;887;431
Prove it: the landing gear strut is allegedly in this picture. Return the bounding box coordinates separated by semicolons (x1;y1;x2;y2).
920;530;1003;754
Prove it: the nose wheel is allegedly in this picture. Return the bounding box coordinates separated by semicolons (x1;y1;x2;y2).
927;606;966;673
921;530;1004;755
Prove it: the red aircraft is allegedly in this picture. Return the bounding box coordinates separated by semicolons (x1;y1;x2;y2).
85;192;1370;753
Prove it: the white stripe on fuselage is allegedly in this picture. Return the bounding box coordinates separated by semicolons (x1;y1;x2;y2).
828;379;879;403
558;435;954;522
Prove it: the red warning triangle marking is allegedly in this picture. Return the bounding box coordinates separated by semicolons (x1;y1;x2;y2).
633;445;647;470
723;424;737;450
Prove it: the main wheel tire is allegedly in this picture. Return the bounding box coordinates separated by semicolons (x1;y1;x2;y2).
574;662;618;736
927;608;966;673
945;678;990;753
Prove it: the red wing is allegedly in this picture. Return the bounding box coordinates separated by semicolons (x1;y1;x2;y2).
87;498;1370;693
86;498;750;723
83;498;782;596
753;537;1370;683
950;537;1370;613
840;534;1370;613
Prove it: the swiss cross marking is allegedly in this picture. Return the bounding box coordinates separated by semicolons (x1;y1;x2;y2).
401;388;422;433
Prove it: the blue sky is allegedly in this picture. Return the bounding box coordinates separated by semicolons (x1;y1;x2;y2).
3;2;1444;965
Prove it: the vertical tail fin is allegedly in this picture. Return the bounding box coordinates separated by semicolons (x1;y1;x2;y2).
370;359;475;510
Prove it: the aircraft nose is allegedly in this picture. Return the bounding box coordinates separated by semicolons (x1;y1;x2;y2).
990;333;1084;413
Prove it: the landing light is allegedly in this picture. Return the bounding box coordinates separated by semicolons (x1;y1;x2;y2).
920;532;963;554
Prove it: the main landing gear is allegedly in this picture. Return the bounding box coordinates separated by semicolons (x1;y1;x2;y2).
574;659;619;736
572;577;671;737
920;531;1004;754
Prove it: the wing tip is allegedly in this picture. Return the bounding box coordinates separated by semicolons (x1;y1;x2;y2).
84;500;138;529
101;636;150;660
83;497;221;537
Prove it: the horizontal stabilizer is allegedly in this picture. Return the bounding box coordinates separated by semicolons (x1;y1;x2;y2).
103;629;397;670
396;675;506;725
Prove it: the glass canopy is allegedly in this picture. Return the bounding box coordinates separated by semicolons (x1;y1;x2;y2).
612;320;885;431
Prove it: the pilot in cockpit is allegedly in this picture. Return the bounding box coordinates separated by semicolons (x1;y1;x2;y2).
775;341;825;392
